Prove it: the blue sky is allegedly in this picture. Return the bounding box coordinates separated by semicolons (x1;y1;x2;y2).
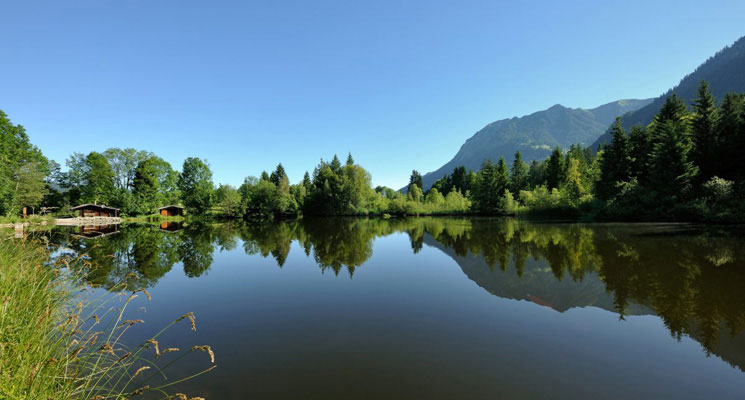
2;1;744;189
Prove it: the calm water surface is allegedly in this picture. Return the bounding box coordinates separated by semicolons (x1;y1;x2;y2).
46;218;745;399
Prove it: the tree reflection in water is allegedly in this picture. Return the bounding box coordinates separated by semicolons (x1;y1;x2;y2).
47;218;745;367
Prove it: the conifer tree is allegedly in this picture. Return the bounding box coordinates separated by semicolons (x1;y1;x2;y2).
270;163;287;186
650;120;698;201
650;94;689;149
545;147;565;190
527;160;545;188
597;118;631;200
346;153;354;166
451;166;470;194
690;80;719;180
495;157;509;196
510;151;528;194
715;93;744;181
302;171;312;188
629;125;651;183
330;155;342;172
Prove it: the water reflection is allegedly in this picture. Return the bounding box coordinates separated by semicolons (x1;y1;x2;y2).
47;217;745;370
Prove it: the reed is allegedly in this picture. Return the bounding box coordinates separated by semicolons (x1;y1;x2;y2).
0;238;214;399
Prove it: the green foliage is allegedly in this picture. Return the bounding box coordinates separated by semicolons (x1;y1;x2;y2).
303;154;372;215
471;159;509;214
82;152;116;205
178;157;214;215
132;156;162;214
690;80;719;181
527;160;546;188
0;110;49;216
11;161;48;215
408;170;423;193
0;238;215;399
628;125;651;184
215;184;242;218
239;176;288;218
590;86;745;221
425;187;445;205
716;93;745;181
597;118;631;200
103;148;152;190
407;183;423;202
650;119;699;202
509;151;528;194
545;147;565;190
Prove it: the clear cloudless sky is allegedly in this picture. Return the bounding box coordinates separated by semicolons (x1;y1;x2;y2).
2;0;744;189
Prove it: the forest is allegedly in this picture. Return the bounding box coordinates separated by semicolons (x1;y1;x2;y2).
0;80;743;222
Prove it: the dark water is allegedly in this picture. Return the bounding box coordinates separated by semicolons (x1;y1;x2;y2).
47;218;745;399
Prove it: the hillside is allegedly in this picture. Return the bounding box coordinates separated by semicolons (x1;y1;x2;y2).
418;98;652;190
592;35;745;148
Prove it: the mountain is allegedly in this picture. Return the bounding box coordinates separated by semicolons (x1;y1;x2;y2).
422;233;745;372
422;233;651;314
417;98;652;190
592;35;745;148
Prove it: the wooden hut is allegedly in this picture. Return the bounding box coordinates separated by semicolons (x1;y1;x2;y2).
71;204;119;218
158;205;184;217
74;224;119;239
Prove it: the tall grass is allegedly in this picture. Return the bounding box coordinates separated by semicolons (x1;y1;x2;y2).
0;238;215;399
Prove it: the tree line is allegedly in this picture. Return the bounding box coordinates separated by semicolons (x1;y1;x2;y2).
0;79;742;221
404;80;745;221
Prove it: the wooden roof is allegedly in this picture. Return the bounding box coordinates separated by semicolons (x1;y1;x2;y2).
71;204;120;211
158;205;184;210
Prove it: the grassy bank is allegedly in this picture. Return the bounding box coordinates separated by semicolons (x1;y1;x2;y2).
0;214;55;226
0;239;78;398
0;238;215;399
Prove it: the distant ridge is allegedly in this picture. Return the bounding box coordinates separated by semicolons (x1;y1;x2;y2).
592;35;745;148
416;98;652;190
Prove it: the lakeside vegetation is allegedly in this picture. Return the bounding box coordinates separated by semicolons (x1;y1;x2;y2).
0;80;743;222
0;238;215;399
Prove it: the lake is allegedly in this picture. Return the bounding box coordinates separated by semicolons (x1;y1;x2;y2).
45;218;745;399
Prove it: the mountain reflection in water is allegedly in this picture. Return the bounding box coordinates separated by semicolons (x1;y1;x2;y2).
46;217;745;372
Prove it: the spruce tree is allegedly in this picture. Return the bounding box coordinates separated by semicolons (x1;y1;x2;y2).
650;120;698;201
510;151;528;194
527;160;545;188
346;153;354;166
655;93;688;124
330;155;342;172
495;157;509;196
270;163;287;186
545;147;565;190
473;160;496;212
629;125;651;184
690;80;719;180
597;118;631;200
651;94;688;149
451;166;469;193
715;93;744;181
302;171;312;188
